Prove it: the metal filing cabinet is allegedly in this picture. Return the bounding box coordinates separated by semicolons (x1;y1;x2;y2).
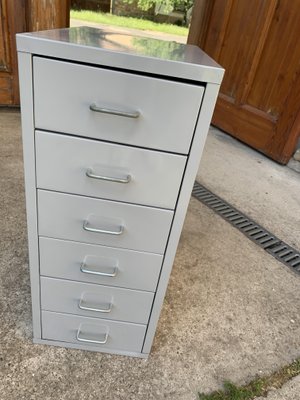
17;27;224;358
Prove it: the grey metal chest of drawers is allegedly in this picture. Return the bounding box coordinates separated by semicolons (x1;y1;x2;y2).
17;27;224;358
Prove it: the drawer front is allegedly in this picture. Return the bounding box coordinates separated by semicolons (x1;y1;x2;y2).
38;190;173;254
33;57;204;154
41;277;154;324
42;311;146;353
35;131;186;209
39;237;162;291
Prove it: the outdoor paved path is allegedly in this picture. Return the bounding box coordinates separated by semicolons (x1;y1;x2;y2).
1;109;300;399
70;18;187;43
198;127;300;249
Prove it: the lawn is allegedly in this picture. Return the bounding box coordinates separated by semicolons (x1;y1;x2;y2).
70;10;189;36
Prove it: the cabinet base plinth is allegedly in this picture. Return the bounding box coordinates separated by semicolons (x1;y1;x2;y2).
33;338;149;359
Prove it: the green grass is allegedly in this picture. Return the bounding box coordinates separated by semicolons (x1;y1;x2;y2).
198;358;300;400
198;380;263;400
70;10;189;36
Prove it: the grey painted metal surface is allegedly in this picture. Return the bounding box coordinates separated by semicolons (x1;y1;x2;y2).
33;57;204;154
142;83;222;353
41;277;154;324
17;52;41;339
17;27;224;84
42;311;147;353
35;131;186;209
39;237;163;291
17;26;223;357
38;189;173;254
33;337;148;358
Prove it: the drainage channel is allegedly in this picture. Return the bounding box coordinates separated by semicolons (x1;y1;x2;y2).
192;181;300;274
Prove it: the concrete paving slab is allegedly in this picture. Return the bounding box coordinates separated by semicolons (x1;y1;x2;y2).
255;375;300;400
288;157;300;174
198;128;300;249
1;111;300;399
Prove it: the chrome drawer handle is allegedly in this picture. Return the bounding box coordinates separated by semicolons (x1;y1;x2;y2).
76;328;108;345
78;298;112;313
86;168;131;184
89;103;140;119
83;220;124;236
80;262;118;277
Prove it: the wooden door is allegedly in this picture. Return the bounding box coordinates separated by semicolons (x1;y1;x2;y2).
0;0;70;106
0;0;26;105
188;0;300;164
26;0;70;32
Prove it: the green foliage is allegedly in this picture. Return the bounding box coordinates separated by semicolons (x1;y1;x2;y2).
70;10;189;36
123;0;193;14
198;380;264;400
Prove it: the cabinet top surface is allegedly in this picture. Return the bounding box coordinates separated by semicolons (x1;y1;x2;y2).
17;27;224;84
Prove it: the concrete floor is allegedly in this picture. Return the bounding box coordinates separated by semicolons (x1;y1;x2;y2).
256;375;300;400
1;109;300;399
198;126;300;250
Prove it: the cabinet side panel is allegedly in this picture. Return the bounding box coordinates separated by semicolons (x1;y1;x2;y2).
142;83;221;354
18;51;41;338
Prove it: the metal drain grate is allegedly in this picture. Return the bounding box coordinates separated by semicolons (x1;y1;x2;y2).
192;181;300;274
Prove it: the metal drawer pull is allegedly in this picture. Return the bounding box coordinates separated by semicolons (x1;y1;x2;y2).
80;263;118;277
78;299;112;313
76;329;108;345
89;103;140;119
86;168;131;184
83;220;124;236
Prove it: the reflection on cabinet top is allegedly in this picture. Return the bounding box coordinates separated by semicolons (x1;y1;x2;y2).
16;26;224;84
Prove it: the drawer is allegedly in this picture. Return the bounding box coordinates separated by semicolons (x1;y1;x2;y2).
41;277;154;324
42;311;146;353
39;237;162;291
38;190;173;254
35;131;186;209
33;57;204;154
